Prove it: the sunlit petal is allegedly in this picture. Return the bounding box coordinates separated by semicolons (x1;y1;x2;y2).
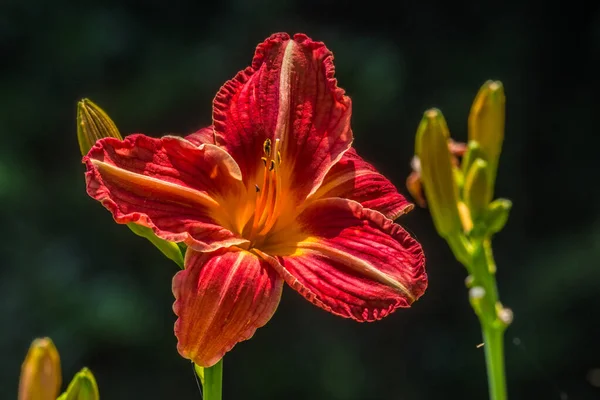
262;198;427;321
213;33;352;203
84;134;248;251
185;126;216;146
173;249;283;366
312;146;414;219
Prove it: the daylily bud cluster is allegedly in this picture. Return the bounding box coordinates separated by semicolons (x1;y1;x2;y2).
18;337;99;400
410;81;511;244
409;80;512;331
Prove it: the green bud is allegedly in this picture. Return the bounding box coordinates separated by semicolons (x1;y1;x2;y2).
468;81;505;197
18;338;62;400
461;140;487;179
484;199;512;235
57;368;99;400
415;109;462;237
463;158;492;222
77;99;122;156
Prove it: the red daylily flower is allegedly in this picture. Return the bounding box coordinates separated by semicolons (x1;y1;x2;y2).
83;33;427;367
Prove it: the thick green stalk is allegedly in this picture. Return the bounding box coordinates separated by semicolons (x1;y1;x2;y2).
471;239;507;400
203;359;223;400
481;324;506;400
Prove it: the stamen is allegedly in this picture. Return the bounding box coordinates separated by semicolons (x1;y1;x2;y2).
249;138;284;245
263;139;272;156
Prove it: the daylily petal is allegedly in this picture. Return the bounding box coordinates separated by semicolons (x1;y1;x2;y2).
311;146;414;220
185;126;215;146
84;134;249;252
213;32;352;202
172;249;283;367
261;198;426;322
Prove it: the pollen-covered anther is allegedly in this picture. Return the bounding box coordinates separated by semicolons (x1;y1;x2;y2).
263;138;272;156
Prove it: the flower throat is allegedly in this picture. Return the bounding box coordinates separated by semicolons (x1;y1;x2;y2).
244;138;284;246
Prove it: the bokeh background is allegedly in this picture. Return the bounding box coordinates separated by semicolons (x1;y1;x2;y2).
1;1;599;399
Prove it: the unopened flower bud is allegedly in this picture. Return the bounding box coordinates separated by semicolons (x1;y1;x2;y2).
18;338;62;400
415;109;462;237
57;368;99;400
484;199;512;235
77;99;122;156
461;140;486;178
468;81;505;197
464;158;492;222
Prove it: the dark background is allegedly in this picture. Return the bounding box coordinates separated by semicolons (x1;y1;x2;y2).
1;1;599;399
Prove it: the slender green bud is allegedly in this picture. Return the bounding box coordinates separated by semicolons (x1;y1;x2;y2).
77;99;122;156
484;199;512;235
415;109;462;237
57;368;99;400
468;81;505;197
461;140;487;179
464;158;491;222
19;338;62;400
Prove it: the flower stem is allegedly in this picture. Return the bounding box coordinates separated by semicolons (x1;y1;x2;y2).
203;359;223;400
481;324;507;400
472;238;508;400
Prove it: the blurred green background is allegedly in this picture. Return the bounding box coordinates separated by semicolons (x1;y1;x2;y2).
1;1;599;399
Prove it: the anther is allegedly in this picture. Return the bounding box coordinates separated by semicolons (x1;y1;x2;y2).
277;151;282;166
269;160;275;171
263;139;272;157
255;184;260;192
261;157;267;167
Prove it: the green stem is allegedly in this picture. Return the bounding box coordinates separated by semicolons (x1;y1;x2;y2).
481;325;507;400
471;239;507;400
203;359;223;400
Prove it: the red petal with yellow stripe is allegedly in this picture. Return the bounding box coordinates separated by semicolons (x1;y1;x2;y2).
172;249;283;367
263;198;426;322
213;33;353;204
84;134;248;252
